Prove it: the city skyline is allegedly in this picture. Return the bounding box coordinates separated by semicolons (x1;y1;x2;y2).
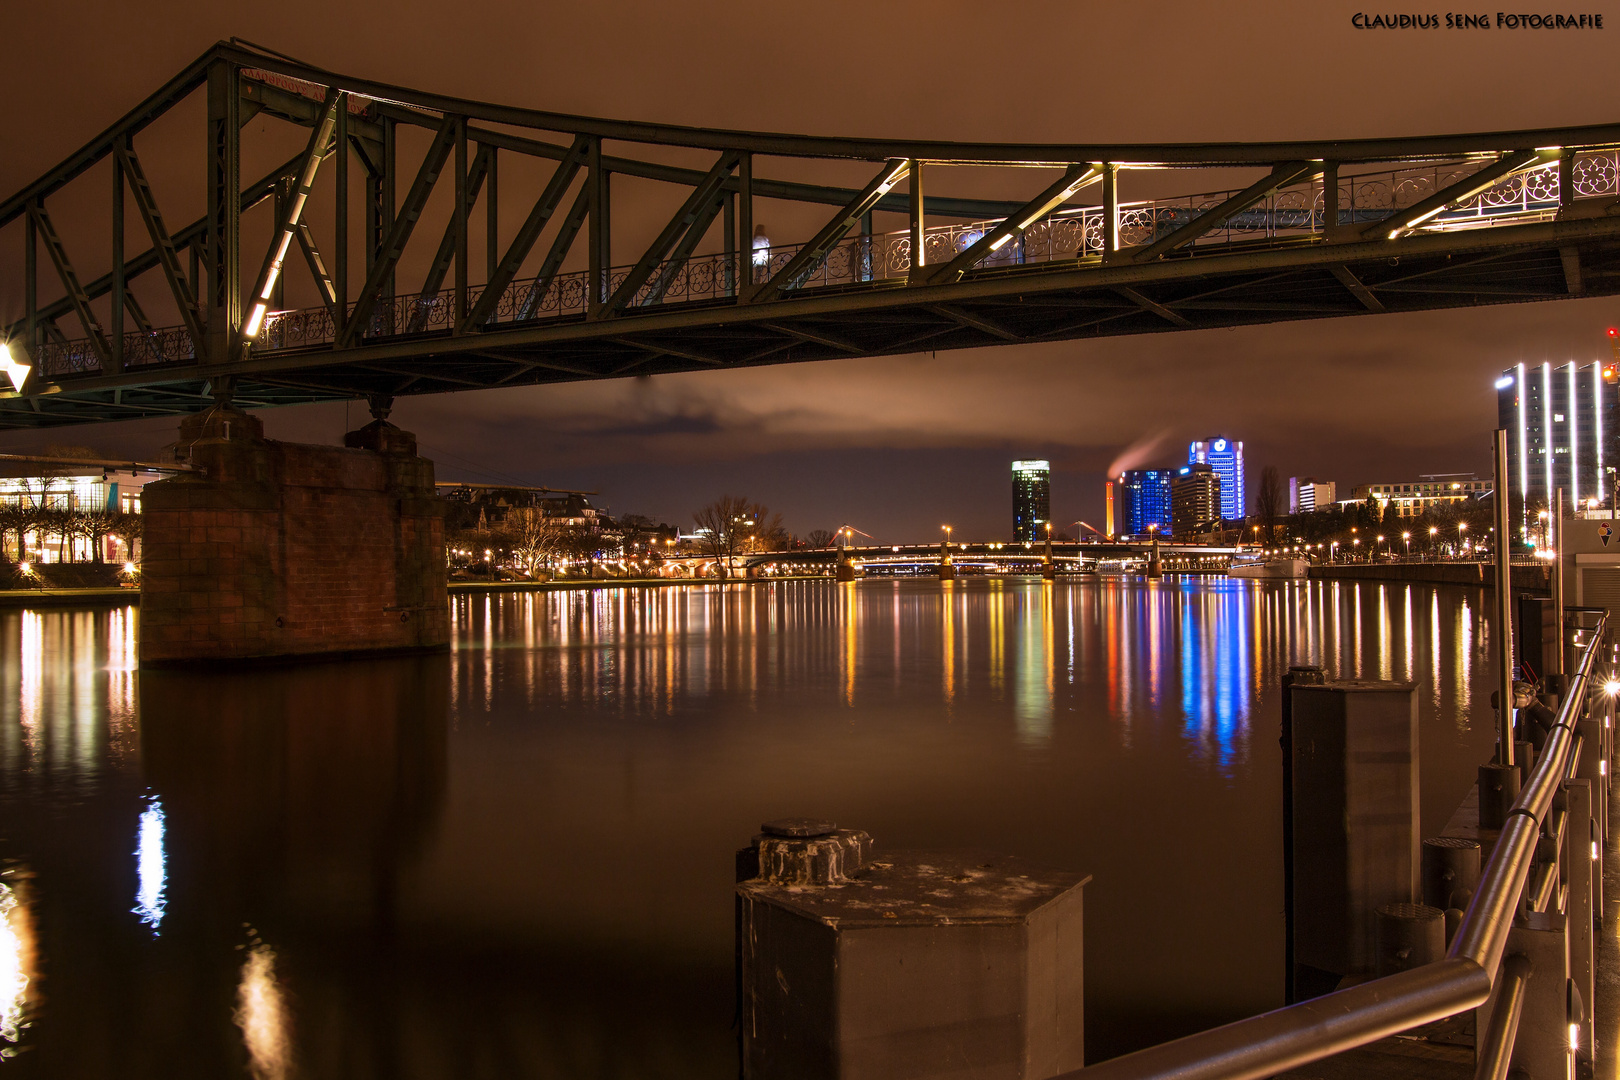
2;5;1618;540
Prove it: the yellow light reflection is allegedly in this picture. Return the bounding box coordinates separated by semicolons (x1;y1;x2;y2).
942;582;955;706
0;878;35;1056
235;939;292;1080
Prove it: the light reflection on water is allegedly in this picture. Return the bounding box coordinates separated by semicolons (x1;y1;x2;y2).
0;578;1498;1076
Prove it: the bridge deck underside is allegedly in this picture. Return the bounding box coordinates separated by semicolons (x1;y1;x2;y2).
3;228;1609;429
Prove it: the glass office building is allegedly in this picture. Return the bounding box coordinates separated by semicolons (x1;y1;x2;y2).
1496;362;1619;527
1188;436;1245;521
1118;468;1175;536
1012;459;1051;542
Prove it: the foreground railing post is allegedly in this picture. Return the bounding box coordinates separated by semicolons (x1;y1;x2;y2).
1494;428;1516;769
1565;777;1596;1060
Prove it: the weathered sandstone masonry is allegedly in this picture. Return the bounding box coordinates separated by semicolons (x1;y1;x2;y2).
138;405;449;664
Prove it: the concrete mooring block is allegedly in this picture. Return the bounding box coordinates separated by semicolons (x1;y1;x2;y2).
1289;680;1419;984
737;820;1088;1080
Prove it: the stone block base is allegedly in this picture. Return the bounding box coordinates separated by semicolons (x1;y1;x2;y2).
138;405;449;664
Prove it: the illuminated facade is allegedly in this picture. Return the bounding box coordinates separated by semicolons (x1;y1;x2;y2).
1496;362;1619;523
1353;474;1488;518
1289;477;1336;514
0;464;158;563
1188;436;1245;521
1118;468;1175;536
1011;460;1050;542
1171;464;1220;535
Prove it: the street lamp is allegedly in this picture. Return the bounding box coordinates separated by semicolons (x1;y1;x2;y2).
1428;525;1438;560
1402;531;1410;559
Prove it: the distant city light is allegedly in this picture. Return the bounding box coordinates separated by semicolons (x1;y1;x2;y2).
1494;375;1514;389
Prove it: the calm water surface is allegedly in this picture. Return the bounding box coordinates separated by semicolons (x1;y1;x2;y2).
0;577;1497;1078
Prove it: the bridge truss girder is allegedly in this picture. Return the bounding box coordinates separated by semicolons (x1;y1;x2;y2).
4;40;1620;428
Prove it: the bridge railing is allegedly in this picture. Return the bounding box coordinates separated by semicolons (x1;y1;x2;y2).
1058;612;1610;1080
28;147;1620;379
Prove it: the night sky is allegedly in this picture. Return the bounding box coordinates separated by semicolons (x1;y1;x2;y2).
3;2;1618;540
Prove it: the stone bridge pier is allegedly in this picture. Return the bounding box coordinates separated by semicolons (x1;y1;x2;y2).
137;400;450;665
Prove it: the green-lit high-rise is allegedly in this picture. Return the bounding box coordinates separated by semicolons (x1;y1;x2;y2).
1012;459;1050;542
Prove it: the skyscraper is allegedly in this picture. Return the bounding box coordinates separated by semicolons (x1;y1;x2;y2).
1496;362;1619;524
1171;464;1220;535
1188;436;1245;521
1012;459;1050;542
1118;468;1175;536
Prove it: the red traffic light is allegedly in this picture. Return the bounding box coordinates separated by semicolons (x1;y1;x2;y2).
1610;328;1618;337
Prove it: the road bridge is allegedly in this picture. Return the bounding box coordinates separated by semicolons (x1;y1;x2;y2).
5;41;1620;428
741;539;1241;574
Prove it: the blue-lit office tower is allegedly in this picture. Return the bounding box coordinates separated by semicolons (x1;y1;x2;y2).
1188;436;1245;521
1118;469;1175;536
1496;362;1619;524
1012;459;1051;542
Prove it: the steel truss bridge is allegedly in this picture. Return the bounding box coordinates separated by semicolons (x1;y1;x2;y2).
7;40;1620;428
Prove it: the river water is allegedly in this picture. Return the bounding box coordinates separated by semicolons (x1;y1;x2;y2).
0;577;1497;1078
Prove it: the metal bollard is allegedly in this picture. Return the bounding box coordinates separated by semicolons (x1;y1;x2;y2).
1420;836;1480;913
1479;762;1522;830
1374;903;1444;976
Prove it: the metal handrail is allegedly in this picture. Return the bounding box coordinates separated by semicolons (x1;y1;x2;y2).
1061;612;1607;1080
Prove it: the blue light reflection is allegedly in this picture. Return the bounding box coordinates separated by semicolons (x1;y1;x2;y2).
132;795;167;933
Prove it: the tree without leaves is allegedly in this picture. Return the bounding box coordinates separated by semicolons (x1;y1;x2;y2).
1255;466;1283;543
692;495;783;580
504;507;567;577
805;529;836;549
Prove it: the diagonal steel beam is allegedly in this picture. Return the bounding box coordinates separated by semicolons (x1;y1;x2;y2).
411;143;491;332
1115;286;1194;327
1133;161;1316;262
244;88;343;342
642;195;727;307
515;184;592;322
115;139;205;352
612;337;723;365
294;221;339;315
925;303;1021;341
927;164;1102;284
760;321;863;353
462;137;589;331
339;115;459;348
1364;150;1549;240
601;151;741;317
1330;265;1385;311
28;201;111;365
754;159;911;303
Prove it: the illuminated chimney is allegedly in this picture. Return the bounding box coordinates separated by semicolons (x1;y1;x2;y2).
1104;480;1115;538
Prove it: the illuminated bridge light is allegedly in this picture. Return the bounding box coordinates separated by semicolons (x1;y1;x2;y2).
132;795;167;932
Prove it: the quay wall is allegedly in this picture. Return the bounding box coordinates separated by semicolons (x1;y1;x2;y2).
1308;562;1549;592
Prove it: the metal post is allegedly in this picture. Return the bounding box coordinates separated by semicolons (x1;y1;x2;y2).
1552;487;1565;676
1560;150;1576;210
204;60;241;366
1103;163;1119;258
587;137;607;314
453;117;468;330
1321;162;1339;239
907;159;924;282
722;191;735;295
24;208;36;359
485;145;498;287
335;103;348;338
111;145;125;374
1495;429;1516;767
738;152;752;291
